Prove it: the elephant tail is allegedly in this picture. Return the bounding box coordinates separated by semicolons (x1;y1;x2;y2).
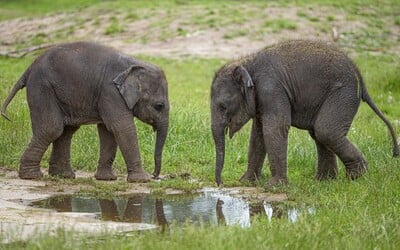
357;70;400;157
1;68;29;121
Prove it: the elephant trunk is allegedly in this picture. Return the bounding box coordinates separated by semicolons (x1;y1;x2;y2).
152;120;169;177
212;123;226;186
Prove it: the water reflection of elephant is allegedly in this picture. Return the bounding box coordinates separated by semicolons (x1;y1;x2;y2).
215;200;288;225
46;195;72;212
216;199;226;226
43;195;168;230
100;195;169;231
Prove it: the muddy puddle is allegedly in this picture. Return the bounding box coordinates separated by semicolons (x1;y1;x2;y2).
30;189;314;228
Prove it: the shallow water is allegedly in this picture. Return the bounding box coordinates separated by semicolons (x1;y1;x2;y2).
30;190;313;228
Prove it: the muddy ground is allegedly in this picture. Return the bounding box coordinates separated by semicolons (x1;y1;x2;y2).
0;167;156;242
0;166;287;243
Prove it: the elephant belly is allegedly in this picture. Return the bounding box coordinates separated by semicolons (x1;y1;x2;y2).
63;111;102;126
55;91;102;125
289;90;326;130
291;108;318;130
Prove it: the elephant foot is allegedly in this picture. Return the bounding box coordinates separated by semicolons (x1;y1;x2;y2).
346;160;368;180
19;167;44;179
49;164;75;179
239;171;258;182
95;167;117;181
127;171;151;183
315;167;338;181
151;170;161;179
265;176;288;188
151;173;160;180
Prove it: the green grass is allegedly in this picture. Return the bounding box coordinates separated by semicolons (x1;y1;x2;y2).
1;0;400;249
104;17;125;35
0;0;99;20
1;0;399;19
263;18;298;33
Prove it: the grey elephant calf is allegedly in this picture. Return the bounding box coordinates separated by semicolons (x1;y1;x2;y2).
1;41;169;182
211;40;399;187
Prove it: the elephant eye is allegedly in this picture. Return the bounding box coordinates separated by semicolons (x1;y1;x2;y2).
154;103;164;112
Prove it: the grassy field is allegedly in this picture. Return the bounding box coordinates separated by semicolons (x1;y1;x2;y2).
1;0;400;249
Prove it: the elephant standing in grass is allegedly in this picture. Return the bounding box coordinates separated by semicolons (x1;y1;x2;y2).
210;40;399;187
1;41;169;182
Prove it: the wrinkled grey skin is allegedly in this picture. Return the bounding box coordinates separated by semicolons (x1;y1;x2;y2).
211;40;399;187
1;42;169;182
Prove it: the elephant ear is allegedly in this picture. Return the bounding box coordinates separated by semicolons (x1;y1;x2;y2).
113;65;144;110
233;65;256;117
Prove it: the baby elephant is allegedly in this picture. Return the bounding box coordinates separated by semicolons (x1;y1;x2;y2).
1;41;169;182
211;40;399;187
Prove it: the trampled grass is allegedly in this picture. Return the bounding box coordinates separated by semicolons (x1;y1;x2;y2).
1;0;400;249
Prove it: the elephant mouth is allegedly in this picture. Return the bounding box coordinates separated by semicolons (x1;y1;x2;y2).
224;126;229;137
227;119;247;139
150;119;159;131
228;127;236;139
226;122;237;139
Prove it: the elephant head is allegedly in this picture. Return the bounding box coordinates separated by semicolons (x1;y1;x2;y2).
113;63;169;177
211;65;256;185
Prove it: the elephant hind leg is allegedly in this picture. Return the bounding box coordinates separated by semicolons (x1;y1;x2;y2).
240;118;266;182
95;123;117;180
20;83;64;179
20;125;64;179
19;136;49;179
49;126;80;178
313;90;367;180
309;130;338;180
315;134;367;180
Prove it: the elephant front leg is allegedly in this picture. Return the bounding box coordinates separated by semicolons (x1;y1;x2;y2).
112;121;151;183
240;118;266;182
262;116;290;187
49;126;79;178
124;194;145;222
95;124;118;180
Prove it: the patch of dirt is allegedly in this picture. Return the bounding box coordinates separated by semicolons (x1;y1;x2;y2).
0;167;158;243
0;167;154;202
0;166;286;203
0;166;287;243
0;5;398;58
0;198;157;244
